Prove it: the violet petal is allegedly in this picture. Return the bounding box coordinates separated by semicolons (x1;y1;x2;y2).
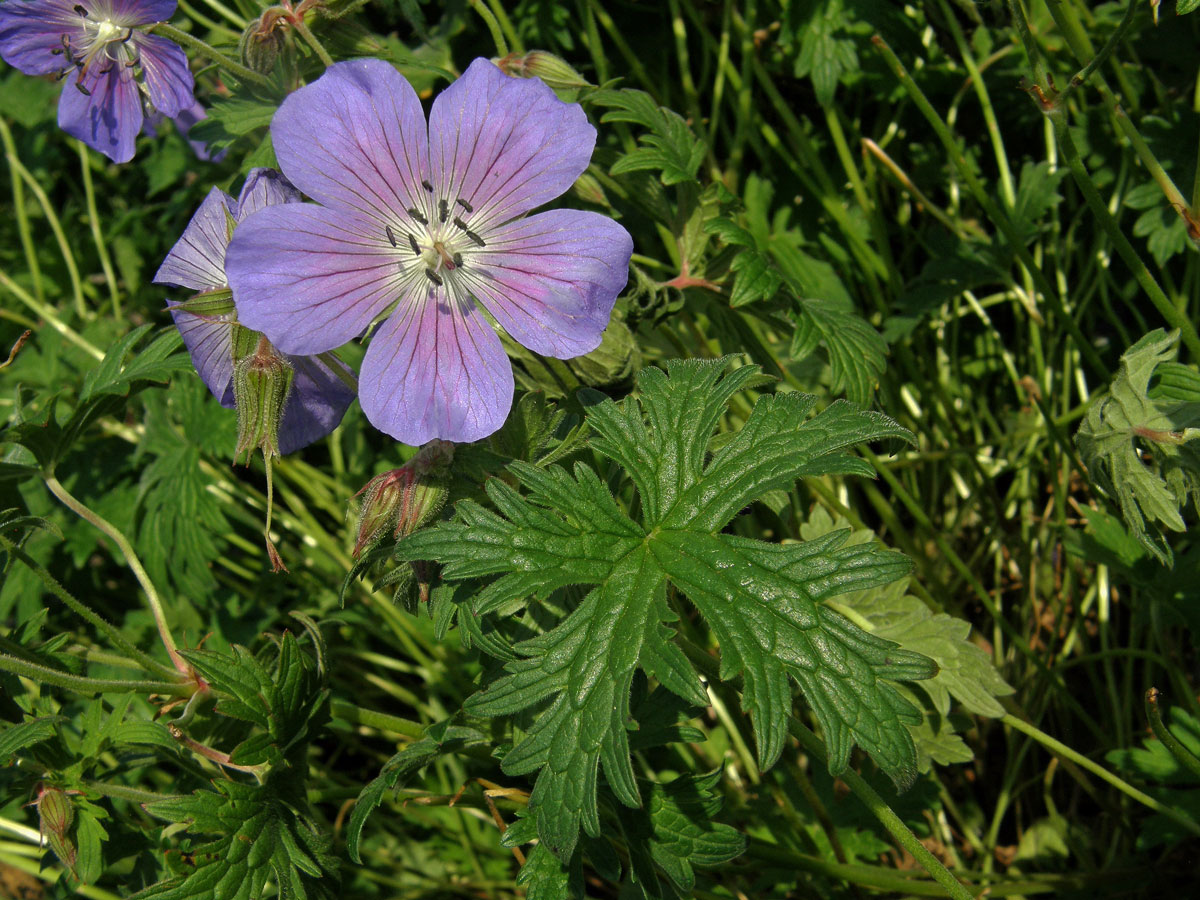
0;0;77;75
359;286;513;445
168;304;235;408
113;1;179;24
137;32;193;118
271;58;429;224
154;186;235;290
236;167;302;219
277;354;357;454
57;64;143;163
227;202;408;356
461;209;633;358
428;58;595;229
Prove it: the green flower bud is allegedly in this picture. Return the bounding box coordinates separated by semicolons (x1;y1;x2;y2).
352;440;454;557
240;18;284;74
567;317;639;388
232;329;294;464
494;51;592;92
35;784;77;872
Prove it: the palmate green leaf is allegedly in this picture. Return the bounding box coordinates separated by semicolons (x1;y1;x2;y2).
789;0;858;106
1075;329;1200;565
789;297;888;405
401;359;935;859
1180;0;1200;14
134;780;338;900
592;90;705;185
0;715;64;761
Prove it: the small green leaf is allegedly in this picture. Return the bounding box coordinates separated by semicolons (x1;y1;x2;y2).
1075;329;1200;565
593;90;706;185
0;715;64;761
136;780;338;900
790;297;888;404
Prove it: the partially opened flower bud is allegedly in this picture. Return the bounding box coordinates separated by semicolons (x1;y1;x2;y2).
494;51;592;91
239;12;288;74
233;330;295;464
353;440;454;557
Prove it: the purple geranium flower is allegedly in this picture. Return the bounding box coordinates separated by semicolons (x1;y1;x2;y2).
155;168;356;455
0;0;194;163
225;58;633;446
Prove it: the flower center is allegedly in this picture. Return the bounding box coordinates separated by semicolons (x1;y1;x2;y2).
385;180;487;289
53;4;138;92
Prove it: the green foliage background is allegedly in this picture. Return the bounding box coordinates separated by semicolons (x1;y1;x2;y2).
3;0;1200;896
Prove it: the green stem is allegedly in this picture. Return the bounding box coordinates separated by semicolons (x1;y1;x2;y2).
0;653;191;697
44;475;189;676
788;721;975;900
0;267;104;360
1001;712;1200;837
329;700;424;738
76;141;120;319
1053;121;1200;360
2;138;87;319
486;0;522;54
148;22;272;87
1145;688;1200;782
468;0;508;58
676;638;971;898
1057;0;1138;105
0;534;176;679
292;16;335;67
870;34;1106;377
0;118;43;304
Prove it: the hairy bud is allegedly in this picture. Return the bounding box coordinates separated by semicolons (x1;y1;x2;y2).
352;440;455;557
35;784;77;871
232;329;294;464
494;51;592;92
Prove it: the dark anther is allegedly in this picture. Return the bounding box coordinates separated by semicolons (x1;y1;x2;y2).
424;269;444;286
74;4;88;16
454;217;486;247
438;199;449;223
452;252;464;268
406;207;428;226
385;225;397;247
120;30;134;44
455;198;474;213
421;179;434;192
407;234;420;255
75;80;91;96
51;47;64;55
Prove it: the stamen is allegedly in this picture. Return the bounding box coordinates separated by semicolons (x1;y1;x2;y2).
452;252;464;268
407;234;420;255
455;198;474;213
75;80;91;96
385;225;397;247
453;217;487;247
51;47;64;55
74;4;88;16
424;269;444;286
438;199;449;223
407;207;428;226
421;179;434;192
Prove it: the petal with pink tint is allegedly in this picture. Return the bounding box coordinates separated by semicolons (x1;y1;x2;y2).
462;209;632;358
359;287;513;445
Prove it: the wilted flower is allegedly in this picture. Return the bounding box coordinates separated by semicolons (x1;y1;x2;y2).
0;0;195;163
226;57;633;446
155;168;356;456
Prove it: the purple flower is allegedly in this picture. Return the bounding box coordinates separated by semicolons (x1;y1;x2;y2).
0;0;194;163
155;168;356;455
225;58;633;446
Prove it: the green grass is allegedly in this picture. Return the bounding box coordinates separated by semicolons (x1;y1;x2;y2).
2;0;1200;896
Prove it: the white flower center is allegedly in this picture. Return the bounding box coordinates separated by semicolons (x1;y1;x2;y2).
385;183;487;291
59;6;138;81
